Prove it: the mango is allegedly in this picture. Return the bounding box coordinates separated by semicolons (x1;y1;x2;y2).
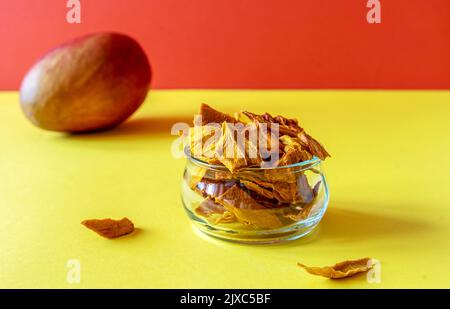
19;32;151;132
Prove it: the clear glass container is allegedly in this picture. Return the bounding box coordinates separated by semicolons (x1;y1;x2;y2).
181;154;329;244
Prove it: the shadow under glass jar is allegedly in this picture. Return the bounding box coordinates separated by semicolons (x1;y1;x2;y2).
181;154;329;244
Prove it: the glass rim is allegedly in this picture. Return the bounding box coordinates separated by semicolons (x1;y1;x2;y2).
185;147;322;171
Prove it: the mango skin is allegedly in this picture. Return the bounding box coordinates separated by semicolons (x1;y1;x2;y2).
19;32;151;132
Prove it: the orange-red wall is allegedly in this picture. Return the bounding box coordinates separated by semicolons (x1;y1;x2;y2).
0;0;449;90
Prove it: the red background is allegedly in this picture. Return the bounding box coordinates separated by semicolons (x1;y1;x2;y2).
0;0;449;90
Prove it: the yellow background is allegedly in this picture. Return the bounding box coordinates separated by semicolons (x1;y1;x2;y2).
0;90;449;288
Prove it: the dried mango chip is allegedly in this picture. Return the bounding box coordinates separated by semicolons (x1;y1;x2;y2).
215;122;248;172
272;180;299;204
209;169;235;181
81;217;134;239
195;177;238;198
189;124;222;164
200;103;237;125
185;166;207;190
242;111;300;137
240;180;274;200
297;132;330;160
191;104;329;171
284;202;314;221
195;197;226;217
243;111;330;161
232;208;282;229
239;170;300;204
297;174;314;204
238;171;274;188
297;258;374;279
215;185;283;229
277;147;312;166
195;198;238;224
312;181;321;197
217;184;265;210
234;111;252;124
279;135;301;152
215;211;237;224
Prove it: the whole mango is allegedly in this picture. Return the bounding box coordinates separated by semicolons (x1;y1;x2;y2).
20;32;151;132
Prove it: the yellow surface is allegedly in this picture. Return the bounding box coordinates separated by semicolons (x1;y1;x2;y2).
1;90;449;288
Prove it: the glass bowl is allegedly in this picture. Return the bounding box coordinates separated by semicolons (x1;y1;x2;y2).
181;154;329;244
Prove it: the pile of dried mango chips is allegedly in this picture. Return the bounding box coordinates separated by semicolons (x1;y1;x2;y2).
183;104;330;229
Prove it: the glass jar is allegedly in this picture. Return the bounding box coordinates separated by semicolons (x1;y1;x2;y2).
181;154;329;244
